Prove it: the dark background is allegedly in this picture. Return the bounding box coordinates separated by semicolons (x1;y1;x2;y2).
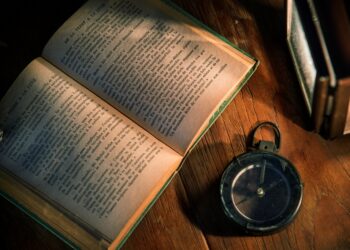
0;1;85;98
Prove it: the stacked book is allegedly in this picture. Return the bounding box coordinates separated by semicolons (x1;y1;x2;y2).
287;0;350;138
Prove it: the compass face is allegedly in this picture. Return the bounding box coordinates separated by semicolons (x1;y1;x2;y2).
220;151;303;233
231;163;291;222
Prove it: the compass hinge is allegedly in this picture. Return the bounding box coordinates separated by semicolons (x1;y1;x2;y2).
256;141;277;152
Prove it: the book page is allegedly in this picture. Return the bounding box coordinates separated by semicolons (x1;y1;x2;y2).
42;0;256;155
0;58;182;242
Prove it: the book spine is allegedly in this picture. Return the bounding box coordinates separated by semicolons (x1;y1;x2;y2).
311;76;329;133
328;77;350;138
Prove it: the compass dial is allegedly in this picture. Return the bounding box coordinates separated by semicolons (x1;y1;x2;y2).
220;151;303;233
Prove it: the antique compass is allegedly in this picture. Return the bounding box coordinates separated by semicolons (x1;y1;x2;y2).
220;122;303;233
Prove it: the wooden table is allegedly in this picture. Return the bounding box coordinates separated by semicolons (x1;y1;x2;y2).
1;0;349;249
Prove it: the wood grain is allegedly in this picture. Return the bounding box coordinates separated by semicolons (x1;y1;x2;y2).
1;0;349;249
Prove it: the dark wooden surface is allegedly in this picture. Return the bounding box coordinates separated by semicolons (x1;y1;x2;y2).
1;0;350;249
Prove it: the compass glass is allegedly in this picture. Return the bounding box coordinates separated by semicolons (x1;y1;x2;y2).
220;151;303;233
231;163;291;222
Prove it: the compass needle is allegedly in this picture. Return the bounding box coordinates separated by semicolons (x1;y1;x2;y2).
259;160;266;185
265;178;284;192
236;197;249;205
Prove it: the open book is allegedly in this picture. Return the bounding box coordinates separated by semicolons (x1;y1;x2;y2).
0;0;257;248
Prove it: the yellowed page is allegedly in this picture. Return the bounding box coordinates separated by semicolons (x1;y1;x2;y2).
0;58;182;242
42;0;256;155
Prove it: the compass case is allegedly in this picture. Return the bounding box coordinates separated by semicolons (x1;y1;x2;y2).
220;151;303;234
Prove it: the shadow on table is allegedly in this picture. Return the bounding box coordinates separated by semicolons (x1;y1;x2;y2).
239;0;311;130
178;134;250;237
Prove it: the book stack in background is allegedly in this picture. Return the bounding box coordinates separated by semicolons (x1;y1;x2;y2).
287;0;350;138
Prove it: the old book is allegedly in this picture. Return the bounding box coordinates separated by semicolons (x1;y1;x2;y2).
0;0;257;248
287;0;350;138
